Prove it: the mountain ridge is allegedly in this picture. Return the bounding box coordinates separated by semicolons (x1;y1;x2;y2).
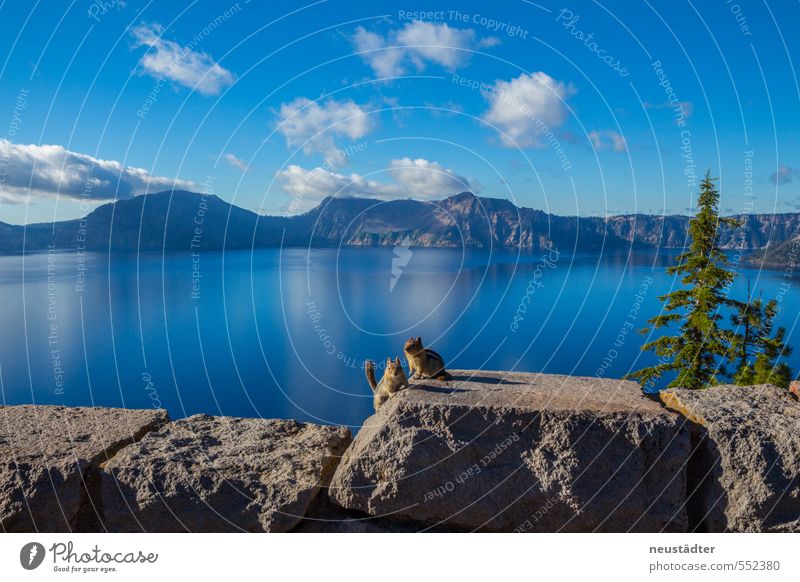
1;190;798;254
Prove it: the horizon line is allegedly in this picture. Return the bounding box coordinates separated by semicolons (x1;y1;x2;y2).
2;188;797;227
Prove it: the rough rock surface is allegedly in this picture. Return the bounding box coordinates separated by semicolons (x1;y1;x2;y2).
0;405;168;532
661;384;800;532
100;414;351;532
330;371;690;532
290;492;428;533
790;380;799;399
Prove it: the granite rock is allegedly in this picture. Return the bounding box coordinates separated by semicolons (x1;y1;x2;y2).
0;405;167;532
661;384;800;532
330;371;690;532
100;414;351;532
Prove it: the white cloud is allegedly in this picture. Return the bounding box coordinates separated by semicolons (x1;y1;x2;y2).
675;101;694;120
352;21;491;78
770;164;795;185
276;158;479;213
351;27;405;78
477;36;502;48
395;21;474;70
276;165;400;213
388;157;478;198
482;72;576;148
224;153;248;172
587;130;626;152
131;23;234;96
275;97;375;166
0;139;194;202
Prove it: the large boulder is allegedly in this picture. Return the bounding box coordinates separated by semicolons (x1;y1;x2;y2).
0;405;168;532
329;371;690;532
661;384;800;532
100;414;351;532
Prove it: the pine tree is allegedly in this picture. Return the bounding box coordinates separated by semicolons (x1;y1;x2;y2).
731;293;793;388
729;280;762;383
627;173;739;389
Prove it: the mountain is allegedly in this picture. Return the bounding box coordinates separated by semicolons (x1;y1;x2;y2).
1;190;799;253
741;236;800;267
0;191;290;252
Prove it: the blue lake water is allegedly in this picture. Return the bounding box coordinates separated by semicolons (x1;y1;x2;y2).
0;247;797;431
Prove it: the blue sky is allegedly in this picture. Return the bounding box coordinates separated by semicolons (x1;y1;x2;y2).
0;0;798;224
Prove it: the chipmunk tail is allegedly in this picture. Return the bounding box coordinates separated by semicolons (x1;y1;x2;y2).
365;360;378;391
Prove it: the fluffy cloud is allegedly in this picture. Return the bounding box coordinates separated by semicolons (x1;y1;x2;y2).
388;157;478;197
276;158;478;213
131;23;234;96
770;164;796;185
275;97;375;166
587;130;626;152
352;21;495;78
0;139;194;202
482;72;576;148
477;36;502;48
224;153;248;172
352;28;405;78
277;165;401;213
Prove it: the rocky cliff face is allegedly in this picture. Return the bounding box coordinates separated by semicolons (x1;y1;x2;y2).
2;190;798;252
0;406;350;533
101;414;351;532
661;384;800;532
2;374;797;532
743;236;800;267
0;405;168;531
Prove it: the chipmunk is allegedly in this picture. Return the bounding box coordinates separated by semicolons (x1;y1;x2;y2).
404;336;452;381
365;357;408;410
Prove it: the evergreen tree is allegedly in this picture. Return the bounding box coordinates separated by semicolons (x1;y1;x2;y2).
730;292;793;388
627;173;739;389
728;280;762;383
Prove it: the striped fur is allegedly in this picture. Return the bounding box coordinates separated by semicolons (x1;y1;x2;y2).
364;357;408;410
404;337;452;380
425;349;445;366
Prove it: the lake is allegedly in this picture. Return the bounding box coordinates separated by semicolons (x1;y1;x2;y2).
1;247;797;430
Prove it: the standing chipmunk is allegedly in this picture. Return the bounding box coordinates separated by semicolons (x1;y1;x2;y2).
404;336;452;381
365;357;408;410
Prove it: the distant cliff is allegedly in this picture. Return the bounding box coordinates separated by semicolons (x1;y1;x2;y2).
742;235;800;267
2;190;799;253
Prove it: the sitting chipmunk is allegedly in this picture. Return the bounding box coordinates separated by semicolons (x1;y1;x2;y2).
365;357;408;410
403;336;452;381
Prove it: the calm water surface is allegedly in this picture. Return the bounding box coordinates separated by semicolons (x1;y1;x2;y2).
1;247;797;430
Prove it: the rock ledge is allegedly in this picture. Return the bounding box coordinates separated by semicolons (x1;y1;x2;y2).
330;370;691;532
101;414;351;532
1;405;168;532
661;384;800;532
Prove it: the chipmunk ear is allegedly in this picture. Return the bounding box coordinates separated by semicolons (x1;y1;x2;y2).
416;336;422;343
395;357;401;366
386;357;392;366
